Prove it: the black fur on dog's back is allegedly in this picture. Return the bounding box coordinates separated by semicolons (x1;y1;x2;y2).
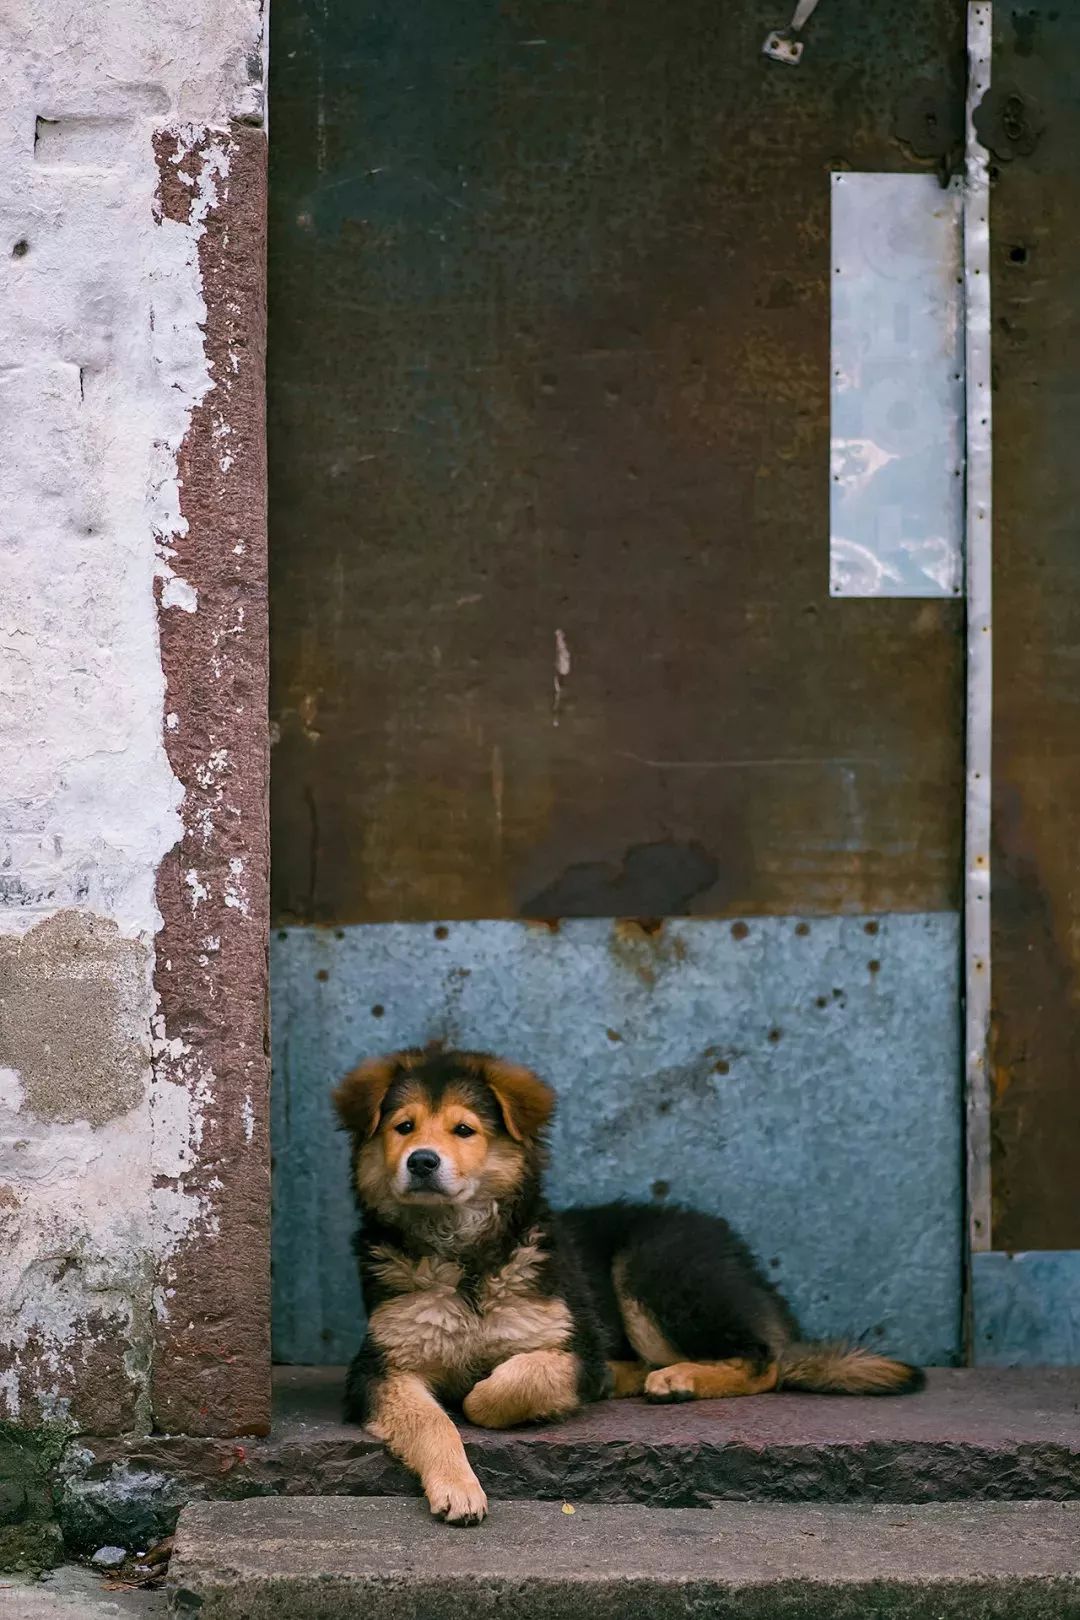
560;1202;925;1396
556;1204;795;1362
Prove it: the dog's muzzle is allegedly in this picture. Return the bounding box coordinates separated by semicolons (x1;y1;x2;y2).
405;1147;444;1191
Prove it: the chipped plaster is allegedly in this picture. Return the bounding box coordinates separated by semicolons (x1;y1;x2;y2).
0;913;150;1127
0;0;265;1429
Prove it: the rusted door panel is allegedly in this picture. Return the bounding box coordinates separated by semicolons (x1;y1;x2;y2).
268;0;966;925
988;5;1080;1250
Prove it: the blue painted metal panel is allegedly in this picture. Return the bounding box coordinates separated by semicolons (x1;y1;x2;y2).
271;914;962;1367
972;1251;1080;1366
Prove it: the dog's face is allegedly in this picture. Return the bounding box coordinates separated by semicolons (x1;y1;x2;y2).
333;1049;554;1215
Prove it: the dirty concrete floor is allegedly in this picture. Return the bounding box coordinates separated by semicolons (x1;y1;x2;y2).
0;1567;167;1619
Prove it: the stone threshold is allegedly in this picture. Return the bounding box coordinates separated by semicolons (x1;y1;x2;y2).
57;1365;1080;1556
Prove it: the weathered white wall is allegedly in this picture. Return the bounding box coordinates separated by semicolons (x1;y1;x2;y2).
0;0;265;1430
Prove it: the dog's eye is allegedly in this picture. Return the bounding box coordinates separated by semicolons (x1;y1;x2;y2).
394;1120;415;1136
452;1123;476;1138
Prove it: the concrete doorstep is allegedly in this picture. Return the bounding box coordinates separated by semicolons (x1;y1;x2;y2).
168;1496;1080;1620
60;1368;1080;1559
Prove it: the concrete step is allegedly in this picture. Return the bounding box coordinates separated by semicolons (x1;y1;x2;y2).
169;1496;1080;1619
60;1368;1080;1558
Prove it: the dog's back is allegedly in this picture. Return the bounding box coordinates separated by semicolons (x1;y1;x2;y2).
557;1202;924;1397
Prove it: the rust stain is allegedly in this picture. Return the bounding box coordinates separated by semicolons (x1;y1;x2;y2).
990;5;1080;1250
608;916;694;986
609;922;657;988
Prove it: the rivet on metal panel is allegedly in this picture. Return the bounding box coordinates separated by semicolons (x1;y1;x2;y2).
762;0;822;64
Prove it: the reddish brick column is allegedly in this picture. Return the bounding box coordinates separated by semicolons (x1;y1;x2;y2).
152;123;270;1437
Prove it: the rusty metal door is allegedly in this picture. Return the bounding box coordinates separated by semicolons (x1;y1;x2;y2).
268;0;971;1365
966;4;1080;1363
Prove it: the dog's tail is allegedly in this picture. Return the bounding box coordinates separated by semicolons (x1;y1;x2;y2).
777;1341;925;1396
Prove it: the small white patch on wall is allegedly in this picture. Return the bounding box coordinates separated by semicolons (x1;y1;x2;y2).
552;628;571;726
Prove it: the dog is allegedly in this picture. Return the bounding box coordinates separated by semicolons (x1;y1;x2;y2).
334;1047;924;1526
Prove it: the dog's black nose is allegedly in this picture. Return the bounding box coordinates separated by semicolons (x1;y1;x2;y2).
407;1149;441;1178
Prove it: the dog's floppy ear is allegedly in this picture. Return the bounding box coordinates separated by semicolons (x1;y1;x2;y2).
332;1056;397;1141
482;1058;555;1143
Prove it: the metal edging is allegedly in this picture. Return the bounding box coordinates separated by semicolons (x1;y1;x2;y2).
963;2;994;1269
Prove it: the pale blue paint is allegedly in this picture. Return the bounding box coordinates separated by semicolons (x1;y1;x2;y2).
270;914;962;1367
972;1251;1080;1366
830;172;965;598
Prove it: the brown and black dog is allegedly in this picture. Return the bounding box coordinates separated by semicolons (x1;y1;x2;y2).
334;1047;923;1526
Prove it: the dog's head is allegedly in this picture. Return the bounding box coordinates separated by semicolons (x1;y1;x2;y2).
333;1048;555;1215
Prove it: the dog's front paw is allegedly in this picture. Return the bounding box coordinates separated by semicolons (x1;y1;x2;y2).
425;1470;488;1526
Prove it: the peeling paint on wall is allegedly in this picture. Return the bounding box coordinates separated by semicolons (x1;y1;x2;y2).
149;118;270;1438
0;0;267;1433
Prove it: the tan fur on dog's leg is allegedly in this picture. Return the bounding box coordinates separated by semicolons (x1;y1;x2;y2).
369;1372;487;1524
644;1358;779;1403
463;1350;580;1429
607;1359;648;1397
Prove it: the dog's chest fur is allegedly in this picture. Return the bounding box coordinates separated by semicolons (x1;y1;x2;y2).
366;1232;571;1398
